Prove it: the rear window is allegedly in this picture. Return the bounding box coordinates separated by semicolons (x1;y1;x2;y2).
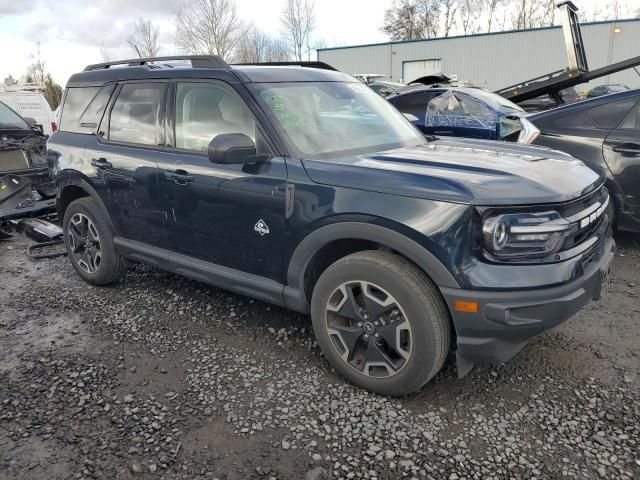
60;85;114;134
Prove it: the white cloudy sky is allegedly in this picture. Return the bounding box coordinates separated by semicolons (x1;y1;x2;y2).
0;0;633;86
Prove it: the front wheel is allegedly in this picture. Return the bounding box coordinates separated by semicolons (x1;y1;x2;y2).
310;251;451;396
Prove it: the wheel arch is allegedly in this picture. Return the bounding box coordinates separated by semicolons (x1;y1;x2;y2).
284;222;459;313
57;176;110;225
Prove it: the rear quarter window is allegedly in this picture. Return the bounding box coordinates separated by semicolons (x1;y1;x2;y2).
60;85;115;134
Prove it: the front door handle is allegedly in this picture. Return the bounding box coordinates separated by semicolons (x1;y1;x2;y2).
164;170;194;185
612;143;640;155
91;157;112;169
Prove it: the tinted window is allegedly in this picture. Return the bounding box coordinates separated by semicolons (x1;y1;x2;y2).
393;91;439;119
175;82;255;152
109;83;166;145
620;101;640;130
587;97;638;129
0;101;29;130
60;87;100;133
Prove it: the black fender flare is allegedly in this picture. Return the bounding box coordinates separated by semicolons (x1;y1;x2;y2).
57;175;113;229
283;222;459;313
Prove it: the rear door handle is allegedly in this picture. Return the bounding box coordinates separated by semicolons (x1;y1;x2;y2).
612;143;640;154
91;157;112;169
164;170;194;185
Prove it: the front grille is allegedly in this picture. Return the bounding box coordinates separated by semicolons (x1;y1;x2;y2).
559;187;609;251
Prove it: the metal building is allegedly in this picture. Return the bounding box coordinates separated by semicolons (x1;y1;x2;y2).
317;19;640;92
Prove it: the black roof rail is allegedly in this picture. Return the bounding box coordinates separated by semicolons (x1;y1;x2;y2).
233;61;338;71
84;55;228;71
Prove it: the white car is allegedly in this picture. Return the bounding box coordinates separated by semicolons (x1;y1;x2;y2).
0;87;57;136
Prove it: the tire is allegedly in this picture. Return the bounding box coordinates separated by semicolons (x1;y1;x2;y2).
63;197;127;285
310;250;450;396
0;221;14;239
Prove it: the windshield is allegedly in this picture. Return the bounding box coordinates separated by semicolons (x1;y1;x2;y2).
0;102;29;130
249;82;426;158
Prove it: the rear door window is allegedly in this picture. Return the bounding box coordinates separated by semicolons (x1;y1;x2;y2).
108;83;166;146
587;96;639;129
392;91;439;120
619;101;640;130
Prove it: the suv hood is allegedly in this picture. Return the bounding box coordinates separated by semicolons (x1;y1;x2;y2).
301;137;603;206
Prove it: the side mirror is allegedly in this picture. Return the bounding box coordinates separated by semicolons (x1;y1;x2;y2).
207;133;267;164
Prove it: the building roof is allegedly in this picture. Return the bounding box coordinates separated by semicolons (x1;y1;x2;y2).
317;18;640;53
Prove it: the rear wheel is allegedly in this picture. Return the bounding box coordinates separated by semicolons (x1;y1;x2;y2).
311;251;450;396
63;197;127;285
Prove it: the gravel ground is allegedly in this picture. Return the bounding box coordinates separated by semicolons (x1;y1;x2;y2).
0;232;639;480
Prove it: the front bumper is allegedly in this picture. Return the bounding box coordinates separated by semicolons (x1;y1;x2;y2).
440;234;615;364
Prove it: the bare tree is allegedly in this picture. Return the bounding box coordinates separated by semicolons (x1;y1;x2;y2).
484;0;503;32
420;0;441;38
237;28;291;63
459;0;482;34
440;0;458;36
127;18;161;58
382;0;444;40
382;0;423;41
98;43;114;62
281;0;316;61
175;0;246;61
510;0;556;29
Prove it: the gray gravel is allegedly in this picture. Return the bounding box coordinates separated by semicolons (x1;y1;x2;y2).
0;232;639;479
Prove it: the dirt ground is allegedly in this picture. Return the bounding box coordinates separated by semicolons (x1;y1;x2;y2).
0;231;638;480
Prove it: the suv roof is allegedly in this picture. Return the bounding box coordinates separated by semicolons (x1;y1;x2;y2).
67;56;353;87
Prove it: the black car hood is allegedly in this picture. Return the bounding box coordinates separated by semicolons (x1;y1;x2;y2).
301;137;603;206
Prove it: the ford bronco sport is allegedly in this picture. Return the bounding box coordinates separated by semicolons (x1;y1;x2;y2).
48;56;614;396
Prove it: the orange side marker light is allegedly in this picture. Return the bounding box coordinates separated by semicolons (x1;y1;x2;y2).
453;300;479;313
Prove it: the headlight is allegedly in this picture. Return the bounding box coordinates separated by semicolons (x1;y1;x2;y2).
482;210;572;260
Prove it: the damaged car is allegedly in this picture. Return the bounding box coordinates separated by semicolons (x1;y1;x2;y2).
0;101;56;237
48;57;614;396
387;86;535;142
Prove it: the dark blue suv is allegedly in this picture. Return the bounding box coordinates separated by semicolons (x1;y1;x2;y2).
48;56;614;395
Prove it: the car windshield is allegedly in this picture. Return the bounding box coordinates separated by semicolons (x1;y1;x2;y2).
0;102;29;130
249;81;426;158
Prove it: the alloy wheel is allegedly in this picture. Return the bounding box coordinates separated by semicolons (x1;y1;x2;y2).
325;280;413;378
68;213;102;274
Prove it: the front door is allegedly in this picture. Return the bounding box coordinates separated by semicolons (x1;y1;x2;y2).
156;80;287;282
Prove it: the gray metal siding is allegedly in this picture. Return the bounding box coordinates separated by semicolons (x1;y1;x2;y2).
318;20;640;91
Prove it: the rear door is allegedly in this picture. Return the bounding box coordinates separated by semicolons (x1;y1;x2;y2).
603;98;640;220
88;81;168;246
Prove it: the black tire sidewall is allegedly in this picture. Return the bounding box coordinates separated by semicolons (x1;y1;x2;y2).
63;197;122;285
311;255;447;396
